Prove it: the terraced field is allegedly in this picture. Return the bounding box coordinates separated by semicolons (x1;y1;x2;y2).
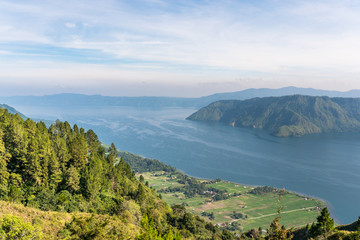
140;171;325;232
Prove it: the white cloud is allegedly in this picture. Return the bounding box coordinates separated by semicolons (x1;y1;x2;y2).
1;0;360;95
65;22;76;28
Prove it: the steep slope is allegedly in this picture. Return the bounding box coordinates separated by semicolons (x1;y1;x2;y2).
0;103;27;119
187;95;360;137
0;107;235;239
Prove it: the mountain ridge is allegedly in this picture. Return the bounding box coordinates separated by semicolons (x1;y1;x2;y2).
1;87;360;109
187;95;360;137
0;103;27;119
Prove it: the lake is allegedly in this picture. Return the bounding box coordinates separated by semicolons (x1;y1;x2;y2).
14;105;360;225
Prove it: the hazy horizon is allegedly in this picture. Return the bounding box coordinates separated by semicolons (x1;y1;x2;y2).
0;86;360;98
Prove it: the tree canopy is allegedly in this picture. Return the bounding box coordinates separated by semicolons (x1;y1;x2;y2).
0;107;236;239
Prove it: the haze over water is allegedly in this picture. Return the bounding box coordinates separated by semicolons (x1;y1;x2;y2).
16;105;360;225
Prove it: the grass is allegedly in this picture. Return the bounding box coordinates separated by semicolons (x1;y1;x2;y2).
0;200;139;239
0;200;80;239
139;171;326;232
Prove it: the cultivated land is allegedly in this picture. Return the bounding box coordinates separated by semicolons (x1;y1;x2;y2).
140;171;326;232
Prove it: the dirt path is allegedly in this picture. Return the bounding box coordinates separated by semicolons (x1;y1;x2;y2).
248;207;315;220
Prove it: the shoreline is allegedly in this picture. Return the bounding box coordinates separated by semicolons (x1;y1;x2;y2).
116;144;342;226
176;167;338;224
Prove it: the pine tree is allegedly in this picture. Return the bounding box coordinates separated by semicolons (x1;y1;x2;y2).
86;129;100;154
48;150;62;190
117;157;132;178
312;207;334;238
5;116;28;175
136;183;146;203
69;133;88;169
139;175;145;183
83;154;103;200
107;143;117;166
0;129;11;197
64;166;80;193
52;134;70;173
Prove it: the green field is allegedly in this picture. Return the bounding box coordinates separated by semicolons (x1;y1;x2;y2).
139;171;325;232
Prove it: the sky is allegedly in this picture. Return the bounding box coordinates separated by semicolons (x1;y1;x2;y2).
1;0;360;97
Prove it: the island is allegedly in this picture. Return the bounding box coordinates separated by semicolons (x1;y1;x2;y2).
187;95;360;137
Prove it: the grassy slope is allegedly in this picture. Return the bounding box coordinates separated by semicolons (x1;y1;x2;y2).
0;200;72;239
139;171;325;232
0;201;139;239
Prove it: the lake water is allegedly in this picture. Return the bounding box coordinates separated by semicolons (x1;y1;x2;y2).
14;105;360;225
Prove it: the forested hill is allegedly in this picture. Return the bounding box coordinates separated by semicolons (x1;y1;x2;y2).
187;95;360;137
0;107;235;239
0;103;27;119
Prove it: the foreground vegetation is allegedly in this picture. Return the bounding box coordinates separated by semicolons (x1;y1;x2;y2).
1;192;359;240
0;108;237;239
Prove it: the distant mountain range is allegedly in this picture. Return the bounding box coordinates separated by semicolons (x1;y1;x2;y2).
1;86;360;109
187;95;360;137
198;86;360;105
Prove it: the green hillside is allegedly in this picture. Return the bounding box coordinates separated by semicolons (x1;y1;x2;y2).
0;107;235;239
0;104;27;119
187;95;360;137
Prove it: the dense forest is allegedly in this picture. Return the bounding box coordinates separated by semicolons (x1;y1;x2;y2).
117;151;177;173
0;106;359;239
0;107;237;239
187;95;360;137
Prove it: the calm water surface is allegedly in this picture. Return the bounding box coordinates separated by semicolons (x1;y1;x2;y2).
15;105;360;224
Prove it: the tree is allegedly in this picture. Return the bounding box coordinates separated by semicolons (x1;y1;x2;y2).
86;129;100;154
311;207;334;238
64;166;80;193
69;133;88;169
52;134;70;172
137;215;162;240
5;116;28;175
107;143;117;166
62;215;108;240
0;129;11;197
266;189;293;240
0;215;42;240
136;183;146;204
117;157;132;178
83;155;103;200
48;150;62;190
8;184;22;203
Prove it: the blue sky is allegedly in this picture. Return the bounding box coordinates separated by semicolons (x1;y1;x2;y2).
1;0;360;96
